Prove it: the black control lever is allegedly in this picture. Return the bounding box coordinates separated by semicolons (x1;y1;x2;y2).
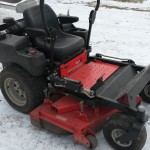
95;0;100;11
86;0;100;50
52;77;82;93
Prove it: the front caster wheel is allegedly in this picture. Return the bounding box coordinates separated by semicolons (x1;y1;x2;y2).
103;113;147;150
140;82;150;103
86;135;98;149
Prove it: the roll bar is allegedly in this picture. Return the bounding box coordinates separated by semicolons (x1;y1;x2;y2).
95;0;100;11
86;0;100;50
40;0;56;69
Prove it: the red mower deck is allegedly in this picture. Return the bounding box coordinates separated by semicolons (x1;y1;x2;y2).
30;95;118;148
30;58;120;148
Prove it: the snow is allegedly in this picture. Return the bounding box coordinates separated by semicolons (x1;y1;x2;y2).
0;0;30;6
0;0;150;150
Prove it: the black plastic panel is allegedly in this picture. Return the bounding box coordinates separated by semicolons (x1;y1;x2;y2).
96;65;137;100
0;34;46;76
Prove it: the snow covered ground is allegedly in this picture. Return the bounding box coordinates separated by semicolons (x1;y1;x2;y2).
0;0;150;150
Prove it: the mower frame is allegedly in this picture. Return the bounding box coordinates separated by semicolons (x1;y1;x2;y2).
0;0;149;149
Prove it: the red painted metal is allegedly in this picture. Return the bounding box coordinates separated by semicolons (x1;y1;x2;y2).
30;53;122;148
30;95;118;148
60;51;87;77
51;95;81;114
31;50;37;55
29;50;142;148
68;60;120;90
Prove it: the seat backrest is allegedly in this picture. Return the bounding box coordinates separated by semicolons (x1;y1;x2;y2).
23;4;62;34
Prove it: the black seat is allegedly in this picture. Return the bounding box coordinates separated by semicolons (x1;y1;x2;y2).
23;4;84;61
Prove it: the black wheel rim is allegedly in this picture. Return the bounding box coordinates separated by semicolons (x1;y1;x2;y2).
4;78;27;106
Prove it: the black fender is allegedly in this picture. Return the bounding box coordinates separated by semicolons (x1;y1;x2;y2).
0;34;46;76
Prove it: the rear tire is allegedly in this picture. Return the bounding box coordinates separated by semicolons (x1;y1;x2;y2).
140;82;150;103
103;113;147;150
0;65;47;113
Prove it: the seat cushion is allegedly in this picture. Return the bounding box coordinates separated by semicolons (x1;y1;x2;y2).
34;34;85;61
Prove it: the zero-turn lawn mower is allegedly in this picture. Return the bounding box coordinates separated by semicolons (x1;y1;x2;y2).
0;0;150;149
